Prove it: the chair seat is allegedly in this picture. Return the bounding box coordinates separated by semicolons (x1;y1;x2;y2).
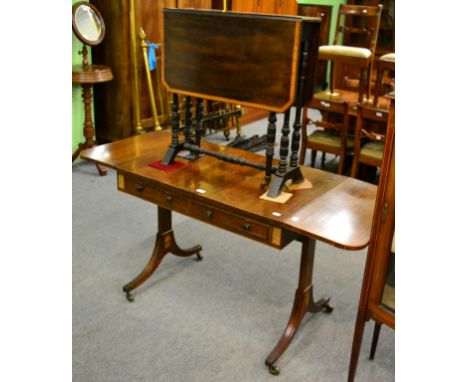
319;45;372;60
379;52;395;62
308;130;354;149
360;141;384;160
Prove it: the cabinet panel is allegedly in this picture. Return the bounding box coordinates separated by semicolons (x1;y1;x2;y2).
276;0;297;15
90;0;212;142
298;4;332;90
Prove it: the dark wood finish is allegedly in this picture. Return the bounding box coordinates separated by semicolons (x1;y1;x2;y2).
163;9;303;112
72;64;113;175
265;236;333;375
81;129;376;375
89;0;212;142
264;112;278;186
348;95;395;382
298;4;332;89
350;104;389;178
346;0;395;56
336;0;394;91
162;9;321;196
320;3;383;102
122;205;202;302
300;97;351;175
373;54;395;107
230;0;299;125
82;131;376;249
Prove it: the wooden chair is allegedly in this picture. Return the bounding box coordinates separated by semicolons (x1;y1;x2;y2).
348;95;395;382
373;52;395;107
300;98;352;174
350;104;389;178
318;4;383;103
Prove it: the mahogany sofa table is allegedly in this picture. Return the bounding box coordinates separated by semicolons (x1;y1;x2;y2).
81;130;377;375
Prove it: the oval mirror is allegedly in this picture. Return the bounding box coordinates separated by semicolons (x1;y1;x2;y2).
72;2;105;46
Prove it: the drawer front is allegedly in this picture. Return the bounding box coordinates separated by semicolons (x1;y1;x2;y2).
117;173;189;214
192;202;269;242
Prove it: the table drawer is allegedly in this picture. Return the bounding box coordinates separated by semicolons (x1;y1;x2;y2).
117;173;189;213
192;202;269;242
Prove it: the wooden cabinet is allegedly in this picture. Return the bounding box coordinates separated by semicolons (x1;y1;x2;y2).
348;95;395;382
275;0;298;15
232;0;276;14
232;0;297;15
298;4;333;89
90;0;212;142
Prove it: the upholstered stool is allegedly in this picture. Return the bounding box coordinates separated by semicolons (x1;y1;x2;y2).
319;45;373;102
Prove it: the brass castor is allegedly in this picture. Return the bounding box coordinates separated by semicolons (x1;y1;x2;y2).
195;252;203;261
123;286;135;302
265;361;280;376
268;364;280;376
322;303;334;313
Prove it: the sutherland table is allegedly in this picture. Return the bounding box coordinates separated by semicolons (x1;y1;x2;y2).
81;130;377;375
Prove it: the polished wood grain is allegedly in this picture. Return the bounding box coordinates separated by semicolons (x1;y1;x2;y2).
348;95;395;382
82;130;376;250
72;64;113;176
90;0;212;142
72;64;113;84
298;3;332;89
81;130;376;375
163;9;303;112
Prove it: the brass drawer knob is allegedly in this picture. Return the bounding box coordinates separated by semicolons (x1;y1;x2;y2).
204;210;213;219
136;184;144;192
165;195;173;202
242;223;251;232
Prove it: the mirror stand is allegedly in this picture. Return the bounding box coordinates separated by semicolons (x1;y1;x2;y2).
78;44;89;68
72;2;113;175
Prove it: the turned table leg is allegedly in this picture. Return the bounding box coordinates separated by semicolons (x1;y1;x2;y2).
73;83;107;176
122;206;202;302
265;236;333;375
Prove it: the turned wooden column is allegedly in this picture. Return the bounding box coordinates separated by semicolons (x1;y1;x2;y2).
72;64;113;175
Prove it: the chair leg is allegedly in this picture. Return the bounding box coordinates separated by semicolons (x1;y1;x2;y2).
337;153;345;175
351;156;359;178
311;150;317;167
321;152;326;167
369;322;382;360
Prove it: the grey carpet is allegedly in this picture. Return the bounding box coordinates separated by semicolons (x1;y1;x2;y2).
73;112;394;382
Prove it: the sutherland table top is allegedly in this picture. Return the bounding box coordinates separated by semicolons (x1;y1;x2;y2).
81;131;376;250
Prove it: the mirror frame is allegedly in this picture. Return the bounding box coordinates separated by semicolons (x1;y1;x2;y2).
72;1;105;46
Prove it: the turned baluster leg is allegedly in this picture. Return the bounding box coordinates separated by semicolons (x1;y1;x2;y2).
194;98;204;159
184;95;192;142
263;112;277;186
277;109;291;176
289;41;309;170
72;83;107;176
162;93;181;165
